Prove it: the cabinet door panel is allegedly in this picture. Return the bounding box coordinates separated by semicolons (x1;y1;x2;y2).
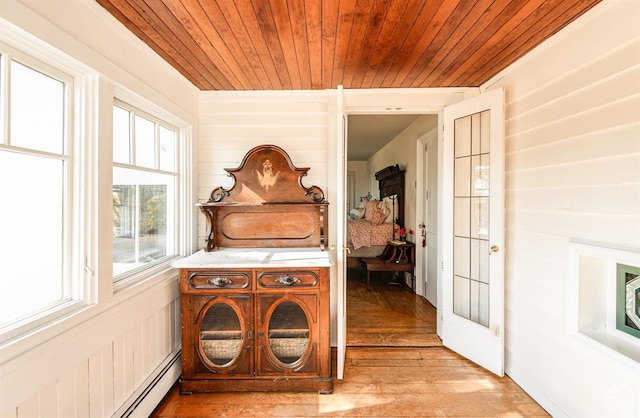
255;293;319;376
191;294;253;377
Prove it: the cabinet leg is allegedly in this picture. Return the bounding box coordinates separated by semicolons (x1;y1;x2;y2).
179;381;193;396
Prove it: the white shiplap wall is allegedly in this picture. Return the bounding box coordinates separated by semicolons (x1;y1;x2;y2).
484;1;640;416
197;90;331;246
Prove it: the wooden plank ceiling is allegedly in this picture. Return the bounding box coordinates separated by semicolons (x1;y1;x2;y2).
97;0;601;91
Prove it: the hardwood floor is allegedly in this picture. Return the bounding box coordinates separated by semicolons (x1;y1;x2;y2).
347;268;441;347
152;268;549;417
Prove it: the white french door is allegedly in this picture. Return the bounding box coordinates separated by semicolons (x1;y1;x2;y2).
335;85;348;380
441;88;505;376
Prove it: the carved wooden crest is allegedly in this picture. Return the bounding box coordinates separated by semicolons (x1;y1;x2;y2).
199;145;328;251
209;145;325;204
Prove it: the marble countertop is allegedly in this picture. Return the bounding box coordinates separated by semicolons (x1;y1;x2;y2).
172;248;334;269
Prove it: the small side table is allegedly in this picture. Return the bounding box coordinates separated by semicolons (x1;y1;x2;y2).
360;241;416;291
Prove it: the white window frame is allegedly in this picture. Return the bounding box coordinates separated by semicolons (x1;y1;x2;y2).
0;40;93;343
0;22;193;346
111;91;187;292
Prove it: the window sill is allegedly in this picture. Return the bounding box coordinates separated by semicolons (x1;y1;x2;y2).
113;256;180;294
575;330;640;371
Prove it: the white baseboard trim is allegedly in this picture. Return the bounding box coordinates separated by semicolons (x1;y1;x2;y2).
506;362;567;418
113;349;181;418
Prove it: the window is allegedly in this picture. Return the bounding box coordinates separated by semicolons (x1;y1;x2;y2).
0;32;190;343
0;51;79;333
112;102;178;281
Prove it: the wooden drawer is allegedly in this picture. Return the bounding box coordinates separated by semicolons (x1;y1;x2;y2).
187;271;251;291
257;270;319;289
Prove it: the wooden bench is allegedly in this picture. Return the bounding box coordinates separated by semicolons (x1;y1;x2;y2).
361;241;415;291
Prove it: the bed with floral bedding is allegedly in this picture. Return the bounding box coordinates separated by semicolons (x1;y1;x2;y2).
346;165;404;267
347;200;396;250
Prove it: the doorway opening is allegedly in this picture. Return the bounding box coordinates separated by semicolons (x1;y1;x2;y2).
345;113;440;348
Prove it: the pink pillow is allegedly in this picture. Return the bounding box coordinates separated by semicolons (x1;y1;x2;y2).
364;201;386;225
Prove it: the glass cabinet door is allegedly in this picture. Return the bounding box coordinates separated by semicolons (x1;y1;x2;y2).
200;302;242;366
194;295;252;374
268;301;310;364
256;293;319;375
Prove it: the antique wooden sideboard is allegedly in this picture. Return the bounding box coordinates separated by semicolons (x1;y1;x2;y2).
173;145;333;394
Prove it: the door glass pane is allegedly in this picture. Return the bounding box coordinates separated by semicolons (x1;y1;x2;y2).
471;197;489;239
471;113;481;155
268;301;309;364
454;117;471;158
454;198;470;237
471;240;489;284
454;275;470;319
200;303;243;366
470;281;490;326
454;157;470;196
472;155;489;197
453;237;470;278
453;111;491;326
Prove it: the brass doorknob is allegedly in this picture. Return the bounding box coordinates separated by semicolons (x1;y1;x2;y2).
489;245;499;255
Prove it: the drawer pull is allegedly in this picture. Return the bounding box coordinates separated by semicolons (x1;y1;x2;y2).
274;275;301;286
207;276;232;287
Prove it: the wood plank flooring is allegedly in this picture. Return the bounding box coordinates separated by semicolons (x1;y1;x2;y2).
152;268;549;417
347;269;441;347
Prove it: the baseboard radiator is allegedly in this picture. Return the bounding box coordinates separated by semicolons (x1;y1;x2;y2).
113;349;182;418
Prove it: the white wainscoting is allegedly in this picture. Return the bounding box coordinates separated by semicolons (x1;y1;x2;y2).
0;276;180;418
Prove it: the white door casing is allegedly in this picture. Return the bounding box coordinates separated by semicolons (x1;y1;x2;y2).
415;135;429;298
335;85;347;380
334;87;480;378
441;88;505;376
